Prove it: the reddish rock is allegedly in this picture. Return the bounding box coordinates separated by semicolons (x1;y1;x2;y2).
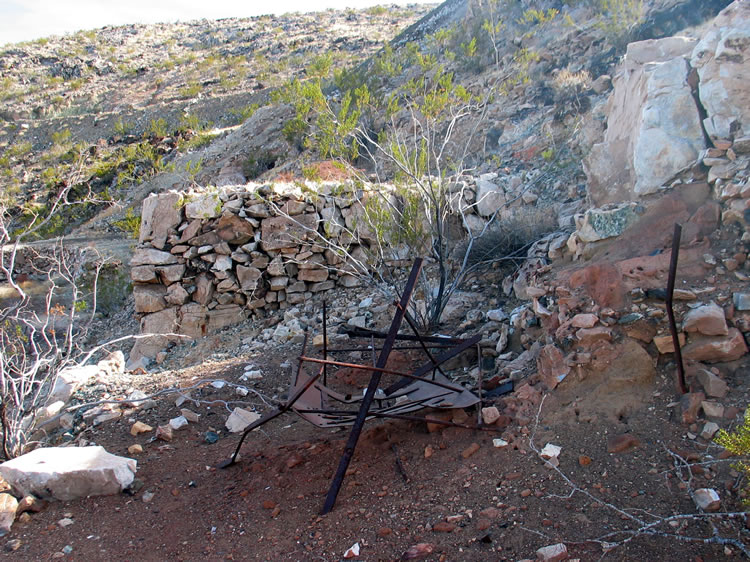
377;527;392;537
568;264;624;308
401;543;435;560
479;507;500;519
624;319;657;343
695;368;729;398
576;326;612;346
579;455;592;466
607;433;640;453
536;345;570;390
536;543;568;562
262;500;277;509
654;333;686;354
683;328;748;363
461;443;480;459
682;302;728;336
432;521;456;533
571;313;598;328
680;392;706;424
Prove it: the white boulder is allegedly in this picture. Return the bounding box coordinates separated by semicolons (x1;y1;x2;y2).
0;446;137;501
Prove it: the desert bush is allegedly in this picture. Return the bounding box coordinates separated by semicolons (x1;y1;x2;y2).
112;207;141;239
715;407;750;507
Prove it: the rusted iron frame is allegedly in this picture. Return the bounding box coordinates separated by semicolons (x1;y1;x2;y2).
298;353;472;395
394;300;448;381
220;333;321;467
384;333;482;396
296;408;504;432
321;258;423;515
343;326;465;345
666;223;688;394
328;344;457;353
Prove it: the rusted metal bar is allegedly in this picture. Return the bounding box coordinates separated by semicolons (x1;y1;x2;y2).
384;333;482;396
298;356;467;394
476;343;483;427
391;443;409;483
295;408;504;431
322;301;328;387
395;300;448;380
343;326;465;345
665;223;687;395
219;333;319;468
329;344;457;353
321;258;423;515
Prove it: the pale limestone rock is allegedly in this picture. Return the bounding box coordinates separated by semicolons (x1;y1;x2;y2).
694;488;721;512
0;493;18;535
536;542;568;561
185;192;222;220
691;1;750;139
0;446;136;501
130;248;177;267
584;36;703;205
475;174;505;217
139;192;183;249
133;284;167;314
48;365;99;405
575;203;639;242
682;302;728;336
225;408;261;433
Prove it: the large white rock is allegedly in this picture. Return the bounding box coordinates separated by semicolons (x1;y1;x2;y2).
138;191;183;249
225;408;261;433
584;36;704;205
0;446;137;501
185;192;222;220
691;1;750;139
474;174;506;217
48;365;99;405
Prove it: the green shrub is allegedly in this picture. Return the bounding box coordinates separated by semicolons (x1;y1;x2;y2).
112;208;141;239
715;407;750;507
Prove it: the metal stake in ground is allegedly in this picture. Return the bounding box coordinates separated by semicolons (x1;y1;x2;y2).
320;258;423;514
665;223;687;395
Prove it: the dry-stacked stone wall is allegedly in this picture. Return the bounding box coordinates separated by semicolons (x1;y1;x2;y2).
130;182;382;343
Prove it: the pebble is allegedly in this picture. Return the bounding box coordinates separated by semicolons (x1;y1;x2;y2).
180;409;200;422
156;424;173;441
493;439;509;448
130;421;153;436
461;443;480;459
432;521;456;532
58;518;74;527
169;415;189;430
142;491;155;503
4;539;20;552
128;444;143;455
204;431;220;444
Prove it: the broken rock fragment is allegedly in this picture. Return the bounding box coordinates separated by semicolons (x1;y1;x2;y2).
0;446;136;501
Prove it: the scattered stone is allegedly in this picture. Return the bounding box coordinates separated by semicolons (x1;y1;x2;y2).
653;333;686;354
432;521;456;533
702;401;725;418
487;308;508;322
461;443;480;459
343;542;360;558
180;409;200;423
607;434;640;453
701;422;720;440
130;421;153;436
733;292;750;311
695;369;729;398
579;455;592;466
683;328;748;363
0;494;18;535
493;439;509;449
57;517;74;527
128;444;143;455
536;542;568;562
540;443;561;460
204;431;220;444
225;408;261;433
169;416;189;431
679;392;706;425
155;424;173;441
17;495;47;514
571;313;598;328
5;539;21;552
481;407;501;425
401;543;435;560
142;491;155;503
0;446;136;501
682;302;728;336
694;488;721;512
